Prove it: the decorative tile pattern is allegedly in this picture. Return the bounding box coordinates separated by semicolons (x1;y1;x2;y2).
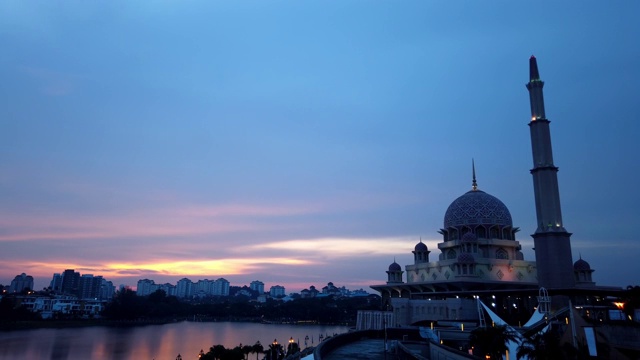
444;190;513;228
496;269;504;280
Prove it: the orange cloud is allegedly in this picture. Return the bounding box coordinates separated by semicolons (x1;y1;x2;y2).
16;257;315;283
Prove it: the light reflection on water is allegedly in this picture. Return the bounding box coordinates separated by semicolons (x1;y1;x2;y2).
0;321;349;360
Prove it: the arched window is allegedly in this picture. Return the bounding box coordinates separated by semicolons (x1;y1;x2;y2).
476;227;487;239
447;249;456;259
496;248;508;259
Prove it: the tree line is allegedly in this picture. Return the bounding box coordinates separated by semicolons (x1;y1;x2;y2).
102;288;380;324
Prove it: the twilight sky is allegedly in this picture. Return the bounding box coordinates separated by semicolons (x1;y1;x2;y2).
1;2;639;292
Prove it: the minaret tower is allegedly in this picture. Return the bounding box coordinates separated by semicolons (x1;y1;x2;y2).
526;56;575;289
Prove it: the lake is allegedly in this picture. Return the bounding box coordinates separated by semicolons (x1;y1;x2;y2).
0;321;349;360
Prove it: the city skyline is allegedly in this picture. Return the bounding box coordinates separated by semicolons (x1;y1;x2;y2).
1;2;639;292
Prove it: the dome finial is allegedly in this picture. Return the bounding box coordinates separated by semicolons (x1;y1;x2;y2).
472;159;478;191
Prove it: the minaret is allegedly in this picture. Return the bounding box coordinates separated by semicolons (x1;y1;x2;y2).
526;56;575;289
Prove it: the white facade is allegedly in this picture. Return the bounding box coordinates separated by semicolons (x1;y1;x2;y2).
270;285;285;297
250;280;265;294
18;295;106;319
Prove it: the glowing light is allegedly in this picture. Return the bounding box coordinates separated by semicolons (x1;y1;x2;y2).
614;302;625;309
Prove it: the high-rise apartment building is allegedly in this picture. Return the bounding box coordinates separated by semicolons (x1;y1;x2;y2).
250;280;265;294
9;273;34;293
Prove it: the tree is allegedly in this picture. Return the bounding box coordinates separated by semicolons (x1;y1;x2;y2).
469;325;519;360
517;329;567;360
287;340;299;356
210;344;226;360
251;341;264;360
241;344;253;360
102;288;144;320
265;341;284;360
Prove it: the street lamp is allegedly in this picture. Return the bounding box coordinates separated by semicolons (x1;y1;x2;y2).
287;337;298;357
176;354;182;360
271;339;278;360
198;349;204;358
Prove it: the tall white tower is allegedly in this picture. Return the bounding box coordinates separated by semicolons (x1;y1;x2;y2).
526;56;575;289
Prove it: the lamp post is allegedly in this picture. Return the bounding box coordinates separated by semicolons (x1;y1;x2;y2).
271;339;278;360
198;349;204;359
287;337;297;357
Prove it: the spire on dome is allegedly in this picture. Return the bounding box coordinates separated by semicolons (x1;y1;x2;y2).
529;55;540;81
472;159;478;191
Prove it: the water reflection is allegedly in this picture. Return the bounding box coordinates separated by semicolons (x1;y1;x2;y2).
50;332;71;360
0;322;348;360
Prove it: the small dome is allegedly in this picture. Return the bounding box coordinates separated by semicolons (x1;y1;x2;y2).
462;232;477;242
388;262;402;272
444;190;512;229
414;241;428;252
574;258;591;271
457;253;475;264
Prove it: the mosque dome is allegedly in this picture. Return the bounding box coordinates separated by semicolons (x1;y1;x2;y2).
461;232;478;242
457;253;475;264
573;258;591;271
444;189;513;229
414;241;428;252
388;261;402;272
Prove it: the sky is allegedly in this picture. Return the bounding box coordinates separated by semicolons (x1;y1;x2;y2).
1;1;639;293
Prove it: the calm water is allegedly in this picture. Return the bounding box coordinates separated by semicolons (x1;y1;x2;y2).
0;321;349;360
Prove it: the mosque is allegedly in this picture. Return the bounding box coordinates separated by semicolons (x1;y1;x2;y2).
370;56;605;327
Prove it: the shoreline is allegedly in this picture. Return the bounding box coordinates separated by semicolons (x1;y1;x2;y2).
0;318;350;332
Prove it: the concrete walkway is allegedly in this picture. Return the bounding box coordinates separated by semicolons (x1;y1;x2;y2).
322;339;401;360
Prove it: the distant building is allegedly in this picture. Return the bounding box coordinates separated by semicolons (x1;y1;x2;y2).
157;283;176;296
269;285;285;298
136;279;157;296
321;282;342;296
191;278;229;297
250;280;265;294
212;278;229;296
61;269;80;296
176;278;194;298
300;285;319;298
50;273;63;292
78;275;103;299
9;273;34;293
100;279;115;300
18;295;107;319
